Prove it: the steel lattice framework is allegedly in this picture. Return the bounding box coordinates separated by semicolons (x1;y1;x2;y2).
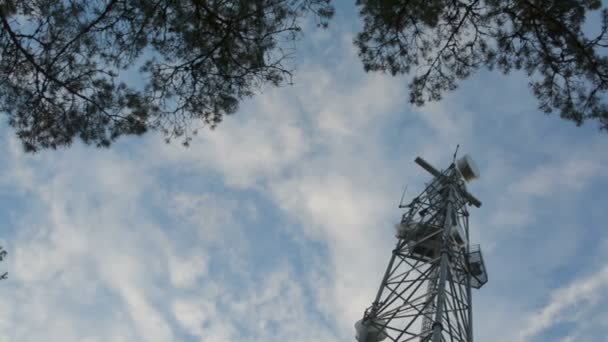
356;156;488;342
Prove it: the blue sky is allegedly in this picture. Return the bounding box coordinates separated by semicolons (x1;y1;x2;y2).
1;4;608;342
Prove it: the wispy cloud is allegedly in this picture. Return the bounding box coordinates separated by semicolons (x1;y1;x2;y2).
520;265;608;341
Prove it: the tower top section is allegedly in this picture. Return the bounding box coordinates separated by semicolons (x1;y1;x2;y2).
355;153;488;342
414;155;482;208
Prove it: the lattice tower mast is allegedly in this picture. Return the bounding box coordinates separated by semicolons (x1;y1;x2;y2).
355;155;488;342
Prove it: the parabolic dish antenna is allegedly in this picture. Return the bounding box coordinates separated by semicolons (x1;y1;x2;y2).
456;154;480;182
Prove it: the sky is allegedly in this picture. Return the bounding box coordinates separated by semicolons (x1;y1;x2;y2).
1;4;608;342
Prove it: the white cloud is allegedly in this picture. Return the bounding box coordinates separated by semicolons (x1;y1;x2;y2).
512;157;605;197
0;140;178;342
168;253;208;289
520;265;608;341
118;283;174;342
172;298;214;336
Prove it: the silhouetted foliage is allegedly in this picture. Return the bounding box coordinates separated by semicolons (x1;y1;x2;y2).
355;0;608;130
3;1;607;152
0;246;7;280
0;0;333;151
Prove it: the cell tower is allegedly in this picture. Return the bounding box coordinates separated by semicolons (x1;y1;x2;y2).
355;154;488;342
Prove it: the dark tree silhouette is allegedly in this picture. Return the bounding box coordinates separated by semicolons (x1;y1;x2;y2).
355;0;608;130
0;0;333;151
0;246;6;280
3;1;607;152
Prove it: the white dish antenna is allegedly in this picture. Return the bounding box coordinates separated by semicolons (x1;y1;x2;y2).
456;154;480;182
355;319;388;342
